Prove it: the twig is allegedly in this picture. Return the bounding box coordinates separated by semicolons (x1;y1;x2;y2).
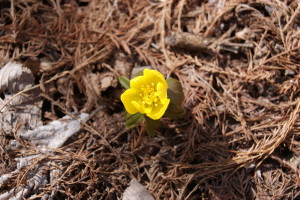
165;32;214;52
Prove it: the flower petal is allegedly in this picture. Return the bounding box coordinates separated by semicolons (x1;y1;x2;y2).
143;69;168;88
121;69;170;121
130;76;145;90
131;101;144;113
146;99;170;120
156;82;168;103
121;89;140;114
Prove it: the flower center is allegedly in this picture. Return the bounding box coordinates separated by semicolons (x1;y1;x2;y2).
140;83;158;107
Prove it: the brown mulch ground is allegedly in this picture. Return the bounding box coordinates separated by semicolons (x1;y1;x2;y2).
1;0;300;199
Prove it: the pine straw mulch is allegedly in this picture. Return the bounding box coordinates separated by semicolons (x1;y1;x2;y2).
1;0;300;199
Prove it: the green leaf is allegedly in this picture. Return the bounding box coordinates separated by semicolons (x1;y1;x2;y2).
125;112;144;128
165;77;186;119
168;90;184;105
164;103;186;120
167;77;183;93
167;77;184;105
119;76;130;89
145;116;160;136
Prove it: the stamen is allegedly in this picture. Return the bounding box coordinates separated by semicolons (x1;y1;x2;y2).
140;82;159;107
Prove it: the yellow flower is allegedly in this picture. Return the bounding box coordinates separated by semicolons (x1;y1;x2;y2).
121;69;170;120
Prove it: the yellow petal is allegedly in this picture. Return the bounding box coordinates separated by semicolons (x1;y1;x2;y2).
143;69;168;88
121;89;140;114
132;100;150;114
146;99;170;120
156;82;168;103
130;76;145;90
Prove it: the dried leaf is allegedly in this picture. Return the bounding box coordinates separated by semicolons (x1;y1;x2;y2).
0;61;34;93
122;178;155;200
0;165;48;200
15;154;41;170
114;52;132;77
100;72;117;90
19;113;89;149
1;113;89;199
131;66;149;79
0;173;13;185
0;62;42;136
